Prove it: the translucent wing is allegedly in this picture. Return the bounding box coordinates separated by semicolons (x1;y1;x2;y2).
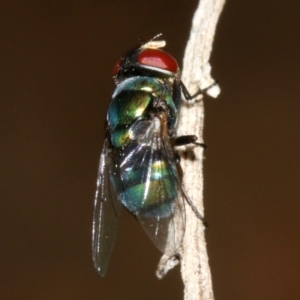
92;139;122;276
117;118;186;257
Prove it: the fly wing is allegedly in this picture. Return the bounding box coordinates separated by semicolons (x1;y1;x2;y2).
92;139;122;276
119;118;186;257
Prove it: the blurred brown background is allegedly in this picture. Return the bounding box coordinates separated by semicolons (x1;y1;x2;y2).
1;0;300;299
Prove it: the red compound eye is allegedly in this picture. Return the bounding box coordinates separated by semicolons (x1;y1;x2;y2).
138;49;178;74
113;60;121;76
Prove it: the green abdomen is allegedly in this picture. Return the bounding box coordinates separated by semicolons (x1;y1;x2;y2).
119;154;177;217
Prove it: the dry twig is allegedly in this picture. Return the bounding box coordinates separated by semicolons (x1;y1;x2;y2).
156;1;226;299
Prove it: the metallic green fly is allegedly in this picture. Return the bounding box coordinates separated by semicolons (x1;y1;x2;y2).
92;35;207;276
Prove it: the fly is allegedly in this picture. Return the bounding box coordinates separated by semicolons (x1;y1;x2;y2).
92;34;208;276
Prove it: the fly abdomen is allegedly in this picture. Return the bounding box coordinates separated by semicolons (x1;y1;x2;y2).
120;157;177;218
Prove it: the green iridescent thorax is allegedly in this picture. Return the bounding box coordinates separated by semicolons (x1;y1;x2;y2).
107;76;178;148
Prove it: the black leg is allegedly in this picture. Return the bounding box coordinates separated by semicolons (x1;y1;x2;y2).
180;81;218;101
174;135;207;149
182;186;208;228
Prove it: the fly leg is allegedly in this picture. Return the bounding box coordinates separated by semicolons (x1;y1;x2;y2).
174;135;207;149
180;80;218;100
175;148;208;228
182;186;208;228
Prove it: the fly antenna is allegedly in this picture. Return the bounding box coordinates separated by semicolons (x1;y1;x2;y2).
141;33;166;49
151;33;163;41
